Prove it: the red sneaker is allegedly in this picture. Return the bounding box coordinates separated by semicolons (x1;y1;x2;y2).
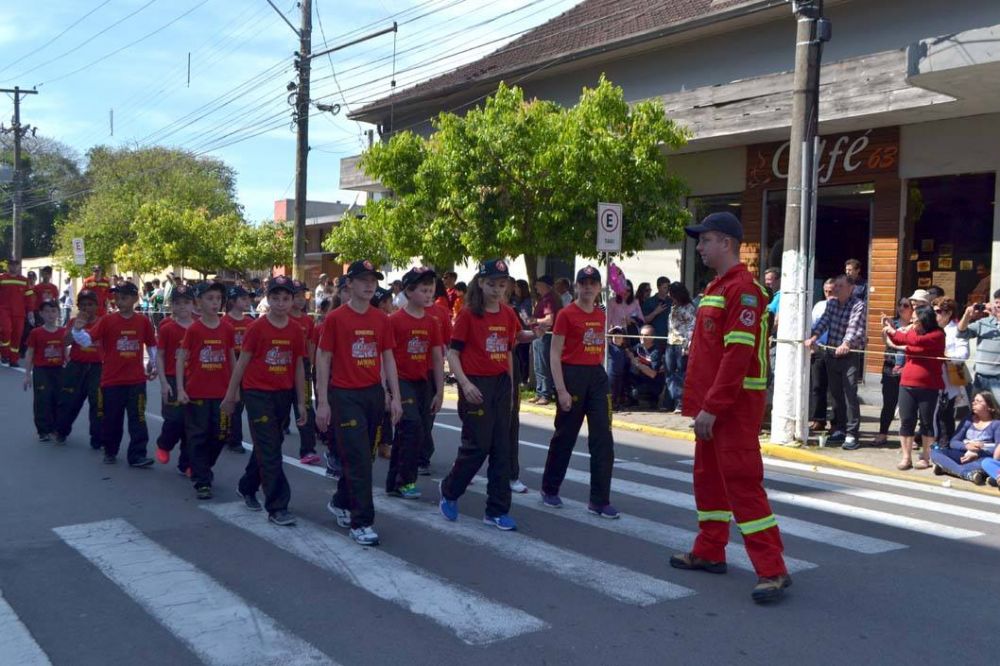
155;448;170;465
300;453;322;466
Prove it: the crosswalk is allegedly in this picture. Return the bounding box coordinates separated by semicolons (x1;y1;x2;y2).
4;449;999;664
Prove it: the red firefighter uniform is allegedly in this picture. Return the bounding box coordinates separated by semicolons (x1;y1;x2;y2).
681;263;786;578
83;275;112;315
0;272;34;364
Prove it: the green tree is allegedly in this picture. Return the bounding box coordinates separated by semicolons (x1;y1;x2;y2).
226;219;294;275
325;76;690;281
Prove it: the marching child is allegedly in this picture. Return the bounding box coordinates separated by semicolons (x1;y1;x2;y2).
288;280;321;465
23;300;66;441
55;289;102;448
419;281;454;475
386;267;444;499
221;285;252;454
223;276;307;526
438;259;521;531
315;260;402;546
71;282;158;466
153;285;196;474
539;266;618;518
371;286;395;459
177;282;236;500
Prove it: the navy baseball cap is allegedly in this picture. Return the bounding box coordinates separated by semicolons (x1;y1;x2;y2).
335;276;348;290
195;281;226;298
290;279;307;294
536;274;554;286
575;265;601;283
401;266;437;288
370;287;392;307
169;284;195;301
478;259;510;279
266;275;295;295
76;288;98;304
111;282;140;296
346;259;385;280
227;285;249;300
684;211;744;242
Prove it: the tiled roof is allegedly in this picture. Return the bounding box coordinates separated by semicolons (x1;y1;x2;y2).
352;0;774;120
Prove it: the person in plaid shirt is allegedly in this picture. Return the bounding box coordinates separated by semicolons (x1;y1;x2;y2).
805;274;867;449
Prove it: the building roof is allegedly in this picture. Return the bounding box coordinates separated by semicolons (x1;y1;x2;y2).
351;0;779;122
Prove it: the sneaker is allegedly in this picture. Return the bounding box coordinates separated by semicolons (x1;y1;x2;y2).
968;470;988;486
299;452;322;466
226;444;246;454
827;431;846;444
540;492;563;508
237;486;262;511
195;486;213;500
326;498;351;528
751;574;792;604
587;503;621;519
510;479;528;493
102;454;117;464
129;457;154;468
417;465;431;476
842;435;861;451
933;464;945;476
439;480;458;521
38;433;51;442
324;452;342;479
988;476;998;488
669;552;728;574
54;434;66;445
398;483;422;500
268;510;296;527
177;466;192;477
155;447;170;464
483;514;517;531
350;526;380;546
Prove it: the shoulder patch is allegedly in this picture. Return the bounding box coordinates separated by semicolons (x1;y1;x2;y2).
740;293;759;308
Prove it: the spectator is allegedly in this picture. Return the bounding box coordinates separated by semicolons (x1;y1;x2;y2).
931;391;1000;485
391;279;407;309
664;282;695;413
909;288;931;309
606;279;643;334
60;278;73;326
627;325;665;408
805;274;867;449
635;282;652;307
508;279;532;384
442;271;459;311
926;285;945;301
764;267;781;328
957;289;1000;406
873;297;912;445
933;297;970;446
809;278;836;431
969;263;991;303
642;277;672;346
845;258;867;301
452;282;467;321
554;277;573;307
884;305;945;469
607;326;629;410
527;275;560;405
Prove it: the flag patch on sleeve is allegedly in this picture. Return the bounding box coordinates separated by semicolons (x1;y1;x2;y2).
740;294;759;307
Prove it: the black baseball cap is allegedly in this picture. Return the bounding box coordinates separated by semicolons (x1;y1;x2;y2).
291;279;307;294
76;288;98;304
536;274;554;286
266;275;295;295
346;259;384;280
401;266;437;288
195;281;226;298
575;265;601;283
169;284;195;301
227;285;249;300
110;282;139;296
478;259;510;279
370;286;392;307
684;211;743;242
335;276;348;290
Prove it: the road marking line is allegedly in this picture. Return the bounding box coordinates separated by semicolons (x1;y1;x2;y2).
53;519;334;666
533;468;910;553
431;421;624;462
203;503;545;645
461;479;817;574
375;497;693;606
0;590;52;666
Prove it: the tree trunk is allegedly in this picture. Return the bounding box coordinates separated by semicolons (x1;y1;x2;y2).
523;253;539;286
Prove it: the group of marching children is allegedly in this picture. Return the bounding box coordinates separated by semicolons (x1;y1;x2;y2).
22;257;620;546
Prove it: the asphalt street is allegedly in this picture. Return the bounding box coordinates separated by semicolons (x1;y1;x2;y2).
1;366;998;665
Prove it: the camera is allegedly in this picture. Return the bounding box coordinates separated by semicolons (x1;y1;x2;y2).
974;303;986;313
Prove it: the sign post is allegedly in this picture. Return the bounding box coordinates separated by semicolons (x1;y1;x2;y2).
598;202;623;375
72;238;86;266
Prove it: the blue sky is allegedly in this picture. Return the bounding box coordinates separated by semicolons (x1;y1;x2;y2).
0;0;581;221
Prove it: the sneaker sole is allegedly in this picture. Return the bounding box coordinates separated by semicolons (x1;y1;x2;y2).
326;502;351;528
268;515;297;527
669;556;728;574
588;509;621;520
237;487;263;512
541;499;563;509
752;579;792;604
483;517;516;531
129;461;154;468
353;537;380;546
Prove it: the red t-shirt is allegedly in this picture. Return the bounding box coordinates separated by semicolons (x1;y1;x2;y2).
222;313;251;354
240;316;306;391
156;318;191;378
88;312;156;387
318;304;395;389
83;277;112;315
180;319;235;400
67;317;102;364
427;303;453;346
451;304;520;377
290;313;315;349
27;326;67;367
553;303;606;366
390;308;443;382
33;282;60;310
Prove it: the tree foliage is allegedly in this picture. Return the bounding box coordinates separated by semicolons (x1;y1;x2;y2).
325;76;690;280
226;219;294;275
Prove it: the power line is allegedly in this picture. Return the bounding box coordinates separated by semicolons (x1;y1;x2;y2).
0;0;115;77
314;0;366;150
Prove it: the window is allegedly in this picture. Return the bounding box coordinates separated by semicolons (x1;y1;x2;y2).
686;194;741;295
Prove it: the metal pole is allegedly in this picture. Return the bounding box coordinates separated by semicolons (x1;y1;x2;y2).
1;86;38;262
292;0;312;281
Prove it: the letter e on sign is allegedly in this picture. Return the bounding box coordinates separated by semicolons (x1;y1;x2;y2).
72;238;86;266
597;203;623;253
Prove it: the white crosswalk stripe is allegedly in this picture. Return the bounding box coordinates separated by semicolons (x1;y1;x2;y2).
375;496;694;606
0;590;52;666
461;478;818;574
615;461;986;538
535;467;909;553
54;519;335;666
203;502;546;645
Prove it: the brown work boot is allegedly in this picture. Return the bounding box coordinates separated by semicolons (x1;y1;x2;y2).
751;574;792;604
669;552;727;574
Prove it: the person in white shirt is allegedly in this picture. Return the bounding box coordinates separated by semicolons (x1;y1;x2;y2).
934;297;970;446
809;278;836;431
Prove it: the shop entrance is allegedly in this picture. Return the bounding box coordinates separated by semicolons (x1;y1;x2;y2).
764;183;874;301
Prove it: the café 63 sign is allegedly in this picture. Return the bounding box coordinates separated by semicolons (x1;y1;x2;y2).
747;127;899;190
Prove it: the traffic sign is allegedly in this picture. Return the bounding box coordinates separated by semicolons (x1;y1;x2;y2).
597;202;622;253
72;238;86;266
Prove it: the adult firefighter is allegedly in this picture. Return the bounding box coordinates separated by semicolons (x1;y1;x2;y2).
0;258;35;366
83;265;112;316
669;212;791;604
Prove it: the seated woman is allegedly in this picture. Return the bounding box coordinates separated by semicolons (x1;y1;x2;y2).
930;391;1000;485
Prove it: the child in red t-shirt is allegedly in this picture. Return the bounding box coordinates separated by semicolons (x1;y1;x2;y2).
315;261;402;546
221;285;252;454
371;286;396;460
287;280;320;465
177;282;236;500
224;276;307;527
71;282;158;466
153;285;196;473
23;301;66;440
55;289;103;448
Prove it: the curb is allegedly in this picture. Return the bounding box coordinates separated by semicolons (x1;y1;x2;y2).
518;403;697;441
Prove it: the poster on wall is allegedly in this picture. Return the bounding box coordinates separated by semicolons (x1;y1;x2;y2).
960;260;974;271
918;277;932;288
933;271;957;298
917;260;932;273
940;244;954;257
938;258;953;269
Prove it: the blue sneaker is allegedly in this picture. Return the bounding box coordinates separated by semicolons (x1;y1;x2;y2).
439;480;458;521
540;492;563;508
587;503;621;519
398;483;422;500
483;514;517;531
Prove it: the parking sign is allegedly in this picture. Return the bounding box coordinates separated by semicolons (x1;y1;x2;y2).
597;203;622;253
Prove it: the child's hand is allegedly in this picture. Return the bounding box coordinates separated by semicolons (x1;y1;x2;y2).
23;374;31;391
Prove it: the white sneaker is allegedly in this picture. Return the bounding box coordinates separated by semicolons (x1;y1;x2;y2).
350;526;380;546
510;479;528;493
326;499;350;528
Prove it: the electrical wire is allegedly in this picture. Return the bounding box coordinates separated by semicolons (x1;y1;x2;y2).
0;0;115;77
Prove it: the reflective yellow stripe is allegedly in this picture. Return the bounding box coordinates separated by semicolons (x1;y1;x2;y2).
743;377;767;390
699;295;725;309
724;331;755;347
0;280;26;285
697;510;733;523
738;514;778;535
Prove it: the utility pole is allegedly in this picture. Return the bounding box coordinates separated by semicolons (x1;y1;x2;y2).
770;1;830;445
292;0;313;281
1;86;38;262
